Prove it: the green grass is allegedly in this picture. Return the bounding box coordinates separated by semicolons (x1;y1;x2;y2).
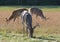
0;26;60;42
0;31;59;42
0;6;60;12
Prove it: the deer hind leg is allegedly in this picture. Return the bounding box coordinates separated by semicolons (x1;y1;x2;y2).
36;14;41;26
36;15;39;24
27;24;33;37
26;26;29;37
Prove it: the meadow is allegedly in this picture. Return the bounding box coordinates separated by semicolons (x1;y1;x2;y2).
0;6;60;42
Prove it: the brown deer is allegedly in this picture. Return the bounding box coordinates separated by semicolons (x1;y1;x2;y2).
19;10;40;37
30;7;47;20
5;8;28;24
30;7;47;24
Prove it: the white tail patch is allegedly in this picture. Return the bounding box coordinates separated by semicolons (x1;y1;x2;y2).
21;10;28;16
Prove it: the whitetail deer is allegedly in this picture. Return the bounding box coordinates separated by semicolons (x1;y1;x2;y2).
20;10;40;37
17;10;33;37
30;7;47;20
30;7;47;24
5;8;28;24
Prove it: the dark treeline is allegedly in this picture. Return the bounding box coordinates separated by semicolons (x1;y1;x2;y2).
0;0;60;5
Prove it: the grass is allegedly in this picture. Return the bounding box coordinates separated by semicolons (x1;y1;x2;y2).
0;6;60;12
0;26;60;42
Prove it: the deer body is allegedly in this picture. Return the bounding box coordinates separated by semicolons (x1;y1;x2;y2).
30;7;46;20
6;8;28;24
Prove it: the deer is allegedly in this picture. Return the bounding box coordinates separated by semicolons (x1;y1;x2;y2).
5;8;28;24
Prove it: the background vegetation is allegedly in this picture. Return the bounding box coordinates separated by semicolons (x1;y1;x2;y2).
0;0;60;5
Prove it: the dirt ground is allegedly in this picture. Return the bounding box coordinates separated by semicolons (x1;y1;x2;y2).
0;10;60;32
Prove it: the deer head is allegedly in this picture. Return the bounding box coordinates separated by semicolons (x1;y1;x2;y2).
5;18;10;24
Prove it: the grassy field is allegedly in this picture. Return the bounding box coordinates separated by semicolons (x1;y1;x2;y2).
0;6;60;42
0;6;60;11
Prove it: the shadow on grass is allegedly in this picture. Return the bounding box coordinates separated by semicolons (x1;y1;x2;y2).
31;36;56;41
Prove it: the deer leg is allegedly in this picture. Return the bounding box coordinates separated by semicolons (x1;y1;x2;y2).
36;15;38;24
17;17;20;24
26;26;28;37
22;22;25;34
29;28;33;38
28;24;33;38
13;17;16;24
36;15;40;26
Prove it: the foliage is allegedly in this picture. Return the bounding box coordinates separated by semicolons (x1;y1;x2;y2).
0;0;60;5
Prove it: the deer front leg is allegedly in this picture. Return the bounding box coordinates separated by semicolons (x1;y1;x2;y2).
13;17;16;24
17;17;20;24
